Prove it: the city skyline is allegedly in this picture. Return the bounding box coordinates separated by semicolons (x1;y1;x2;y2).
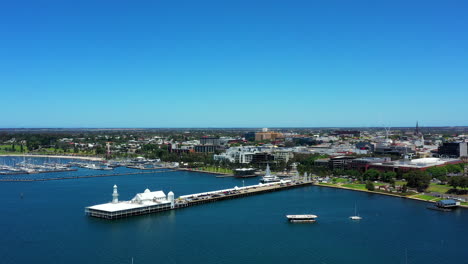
1;0;467;128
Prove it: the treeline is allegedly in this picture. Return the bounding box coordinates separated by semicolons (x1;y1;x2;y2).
138;144;215;165
448;176;468;192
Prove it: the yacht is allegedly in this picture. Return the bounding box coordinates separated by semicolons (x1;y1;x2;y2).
349;203;362;220
260;164;280;183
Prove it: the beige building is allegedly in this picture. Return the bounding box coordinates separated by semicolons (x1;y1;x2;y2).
255;132;284;141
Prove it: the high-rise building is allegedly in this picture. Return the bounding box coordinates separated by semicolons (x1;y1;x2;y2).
438;142;468;158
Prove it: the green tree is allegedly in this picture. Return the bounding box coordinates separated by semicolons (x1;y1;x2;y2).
390;178;396;188
365;181;375;191
402;184;408;193
426;166;447;179
449;176;461;189
363;169;380;181
345;169;361;178
381;171;397;182
404;170;430;192
460;177;468;190
446;164;463;174
95;146;106;155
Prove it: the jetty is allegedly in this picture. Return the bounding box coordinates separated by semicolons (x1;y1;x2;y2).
0;169;176;182
85;179;314;220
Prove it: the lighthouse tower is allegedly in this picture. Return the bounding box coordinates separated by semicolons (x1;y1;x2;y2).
112;185;119;204
168;191;175;208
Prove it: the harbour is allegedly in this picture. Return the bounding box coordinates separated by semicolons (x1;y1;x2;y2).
0;169;176;182
1;156;468;264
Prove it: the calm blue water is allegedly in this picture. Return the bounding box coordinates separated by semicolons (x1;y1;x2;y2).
1;157;467;264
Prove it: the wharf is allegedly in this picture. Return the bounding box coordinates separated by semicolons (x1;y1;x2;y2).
0;169;176;182
181;181;313;207
126;166;170;170
0;168;77;176
86;180;314;220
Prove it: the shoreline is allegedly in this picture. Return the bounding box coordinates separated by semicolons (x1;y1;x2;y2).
174;167;234;177
0;154;104;161
314;182;468;209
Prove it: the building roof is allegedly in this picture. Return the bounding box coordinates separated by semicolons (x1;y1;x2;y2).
87;189;169;213
132;189;166;202
371;158;460;169
235;168;256;171
438;199;457;205
87;202;150;212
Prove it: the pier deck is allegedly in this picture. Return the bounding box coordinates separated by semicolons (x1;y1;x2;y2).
86;180;314;220
182;181;313;207
0;169;176;182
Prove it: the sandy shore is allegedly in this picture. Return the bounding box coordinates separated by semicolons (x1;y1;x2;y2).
0;154;103;161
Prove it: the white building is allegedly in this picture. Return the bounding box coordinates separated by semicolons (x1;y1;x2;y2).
85;186;175;219
214;146;261;163
131;189;168;204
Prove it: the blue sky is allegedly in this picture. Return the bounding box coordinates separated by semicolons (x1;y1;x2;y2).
1;0;467;128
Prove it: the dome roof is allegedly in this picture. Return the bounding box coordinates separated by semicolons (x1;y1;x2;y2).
144;188;151;193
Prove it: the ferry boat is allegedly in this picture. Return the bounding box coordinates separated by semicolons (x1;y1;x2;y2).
286;214;318;223
260;164;280;183
234;168;257;178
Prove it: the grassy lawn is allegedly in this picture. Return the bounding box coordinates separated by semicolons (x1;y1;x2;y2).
0;144;27;153
342;184;367;190
334;178;349;183
427;183;452;194
199;166;233;174
375;182;388;186
395;181;407;186
411;194;441;201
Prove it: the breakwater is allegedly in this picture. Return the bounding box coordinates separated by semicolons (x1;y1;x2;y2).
0;169;177;182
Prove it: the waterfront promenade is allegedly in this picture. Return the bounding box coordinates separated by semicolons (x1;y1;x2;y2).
315;182;468;209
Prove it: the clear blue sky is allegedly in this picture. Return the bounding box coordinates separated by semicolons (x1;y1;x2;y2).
1;0;467;128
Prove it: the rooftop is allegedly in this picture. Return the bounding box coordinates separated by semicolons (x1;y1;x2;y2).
87;200;170;212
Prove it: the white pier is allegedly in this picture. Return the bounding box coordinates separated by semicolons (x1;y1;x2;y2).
86;179;313;220
85;186;175;219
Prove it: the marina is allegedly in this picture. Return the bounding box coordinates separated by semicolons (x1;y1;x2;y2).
0;169;176;182
0;156;179;181
0;159;77;175
2;159;468;264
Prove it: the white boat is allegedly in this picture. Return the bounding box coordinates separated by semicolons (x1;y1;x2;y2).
101;165;113;170
260;164;280;183
349;203;362;220
286;214;318;222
